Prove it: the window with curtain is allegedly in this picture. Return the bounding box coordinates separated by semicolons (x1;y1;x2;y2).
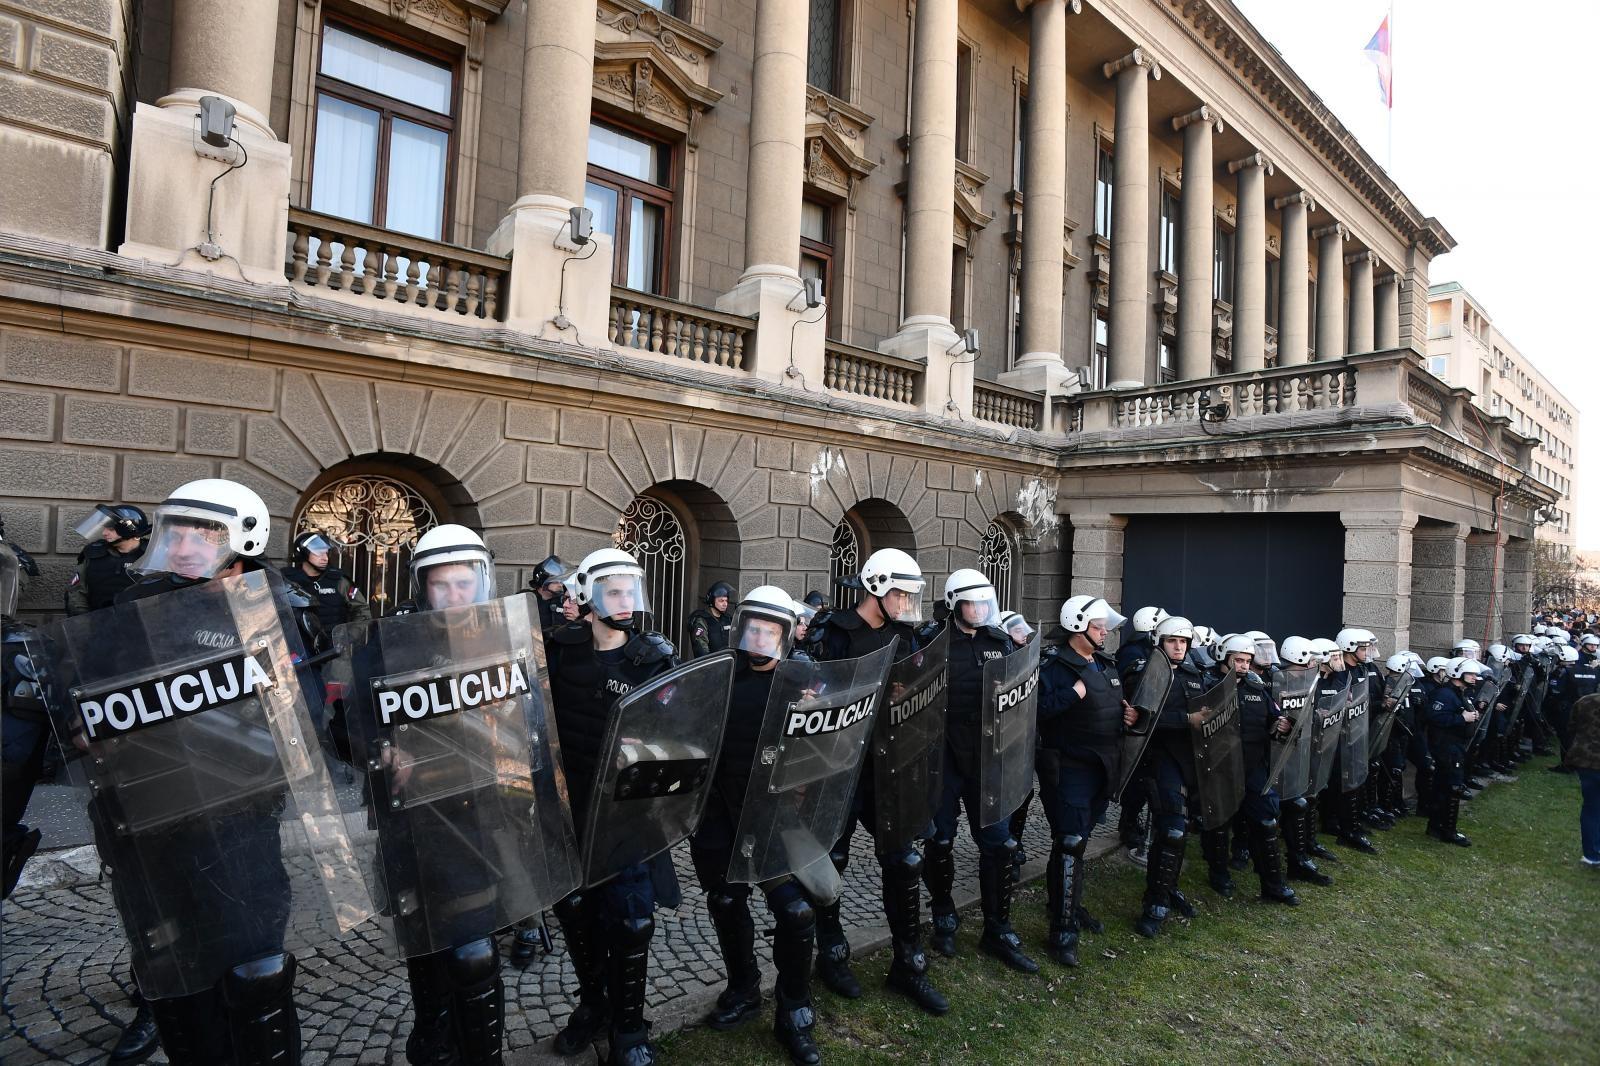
1094;142;1114;238
311;23;455;240
586;121;674;294
1012;87;1027;191
955;41;973;164
807;0;841;95
1158;336;1176;383
1091;309;1108;389
800;199;834;330
1158;188;1180;275
1214;221;1234;303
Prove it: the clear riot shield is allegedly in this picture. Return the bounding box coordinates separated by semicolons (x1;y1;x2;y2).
1505;662;1547;732
1113;651;1174;801
728;645;895;899
978;641;1041;826
1369;671;1414;759
1470;669;1513;749
329;593;580;958
1339;673;1371;790
1187;670;1244;828
38;570;371;999
580;652;735;888
1266;665;1319;799
1309;674;1349;794
872;627;949;857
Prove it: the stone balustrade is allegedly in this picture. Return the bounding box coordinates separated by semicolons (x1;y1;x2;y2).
609;289;752;370
823;341;920;405
1076;359;1358;429
973;380;1045;429
286;209;507;320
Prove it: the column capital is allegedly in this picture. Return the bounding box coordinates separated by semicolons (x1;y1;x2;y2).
1312;221;1350;241
1377;269;1401;286
1227;152;1274;175
1341;510;1420;533
1103;48;1162;80
1069;512;1128;532
1345;249;1379;267
1015;0;1082;13
1171;104;1224;133
1273;190;1316;211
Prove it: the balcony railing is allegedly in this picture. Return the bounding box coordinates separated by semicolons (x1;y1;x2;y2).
286;208;506;320
824;340;920;405
1101;361;1356;429
609;289;751;371
973;380;1044;430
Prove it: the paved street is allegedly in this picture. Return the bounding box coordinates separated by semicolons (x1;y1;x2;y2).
0;795;1123;1065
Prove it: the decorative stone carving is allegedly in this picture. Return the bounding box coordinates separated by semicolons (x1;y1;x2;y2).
1213;301;1234;361
592;54;721;141
597;3;704;65
954;159;994;234
1156;272;1179;335
803;90;876;207
593;0;723;143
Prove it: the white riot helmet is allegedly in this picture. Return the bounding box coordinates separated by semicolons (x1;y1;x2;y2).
410;524;494;609
1511;633;1534;651
1533;623;1549;636
1190;624;1216;651
1550;630;1572;646
998;611;1035;645
1131;606;1169;635
573;547;650;628
1425;655;1450;678
731;585;798;664
858;548;925;622
1559;645;1579;664
944;568;999;629
1060;595;1126;635
1336;627;1373;655
135;478;270;580
1580;634;1599;650
1486;643;1510;667
1280;636;1317;667
1219;633;1257;667
1309;638;1340;667
1449;658;1486;682
1451;638;1481;661
1244;630;1279;667
1154;616;1195;660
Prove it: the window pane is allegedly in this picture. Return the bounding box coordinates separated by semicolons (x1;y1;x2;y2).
800;253;827;283
386;118;448;240
1014;91;1028;190
807;0;839;94
638;0;676;13
585;181;620;242
321;25;452;115
955;44;972;164
311;94;380;224
801;201;830;243
589;122;664;185
627;198;664;293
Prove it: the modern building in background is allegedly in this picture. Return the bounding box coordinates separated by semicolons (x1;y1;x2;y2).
0;0;1557;655
1425;282;1579;552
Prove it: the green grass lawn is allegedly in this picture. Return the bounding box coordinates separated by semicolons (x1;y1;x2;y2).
661;758;1599;1064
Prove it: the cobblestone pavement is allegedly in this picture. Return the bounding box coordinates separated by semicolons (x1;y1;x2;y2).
1;796;1126;1065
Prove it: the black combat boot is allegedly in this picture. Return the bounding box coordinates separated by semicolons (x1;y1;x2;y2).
221;953;301;1066
108;994;160;1065
1431;788;1472;847
1303;794;1339;863
770;894;821;1066
1229;818;1252;871
881;851;949;1015
1010;797;1032;865
1364;769;1394;829
976;842;1038;974
705;886;762;1029
448;938;505;1066
552;893;610;1057
605;915;657;1066
1387;765;1410;818
148;987;231;1066
1044;834;1086;967
1248;819;1299;906
921;835;959;957
812;898;861;999
1414;761;1436;816
1281;799;1332;886
1200;827;1235;898
509;918;549;969
404;950;459;1065
1135;829;1188;939
1336;788;1378;854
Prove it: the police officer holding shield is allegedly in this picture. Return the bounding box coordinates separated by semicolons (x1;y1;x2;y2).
1035;595;1137;966
1115;606;1167;862
2;526;47;899
1212;635;1298;906
1275;637;1333;887
528;554;572;632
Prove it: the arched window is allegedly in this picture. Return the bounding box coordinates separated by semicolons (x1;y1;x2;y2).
614;494;690;648
294;473;441;615
828;515;863;610
979;519;1021;608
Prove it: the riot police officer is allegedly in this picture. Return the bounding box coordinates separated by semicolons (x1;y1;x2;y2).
64;503;149;614
528;554;572;633
1035;595;1136;966
1276;637;1332;887
281;530;371;632
808;548;947;1015
2;528;46;898
1213;634;1298;906
688;580;735;657
690;587;824;1065
1128;615;1208;939
548;548;679;1066
921;570;1036;973
1115;606;1167;863
1320;628;1379;855
1426;659;1484;846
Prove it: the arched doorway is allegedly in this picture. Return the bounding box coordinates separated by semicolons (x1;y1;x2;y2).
979;518;1022;608
828;514;863;609
830;498;917;610
293;471;445;615
614;493;691;648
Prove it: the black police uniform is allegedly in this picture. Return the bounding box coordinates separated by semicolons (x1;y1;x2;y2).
65;539;145;614
1227;669;1297;904
2;616;49;899
688;656;822;1065
1035;640;1123;965
1318;666;1377;854
1425;680;1476;846
546;623;677;1066
1113;635;1155;849
1126;651;1207;938
687;607;732;658
280;564;370;632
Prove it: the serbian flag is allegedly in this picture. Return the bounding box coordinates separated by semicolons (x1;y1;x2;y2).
1363;14;1393;108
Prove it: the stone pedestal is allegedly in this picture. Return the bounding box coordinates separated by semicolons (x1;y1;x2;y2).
1409;521;1466;657
880;322;971;417
1462;529;1506;648
1070;513;1127;607
1501;537;1534;640
487;197;616;345
716;275;827;386
1342;510;1416;654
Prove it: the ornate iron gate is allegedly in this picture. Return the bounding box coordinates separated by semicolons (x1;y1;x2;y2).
979;520;1019;609
293;475;440;616
614;495;689;649
828;517;861;610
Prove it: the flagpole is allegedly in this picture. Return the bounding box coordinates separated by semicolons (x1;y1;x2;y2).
1387;0;1395;172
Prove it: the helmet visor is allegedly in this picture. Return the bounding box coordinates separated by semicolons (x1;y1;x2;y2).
732;608;794;661
418;558;495;610
1005;616;1036;643
74;505;119;541
300;533;334;556
879;584;923;624
590;571;651;623
952;587;1000;629
134;512;235;579
1253;637;1280;667
1456;645;1479;661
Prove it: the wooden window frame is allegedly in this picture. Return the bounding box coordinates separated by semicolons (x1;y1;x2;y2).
588;117;677;295
800;197;838;334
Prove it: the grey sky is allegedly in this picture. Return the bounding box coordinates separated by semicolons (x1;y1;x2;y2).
1232;0;1595;549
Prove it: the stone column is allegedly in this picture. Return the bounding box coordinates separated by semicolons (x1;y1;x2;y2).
1273;192;1314;366
1409;522;1467;657
1103;50;1160;389
879;0;967;415
1228;153;1271;372
1501;537;1534;641
1342;511;1417;655
1375;272;1401;350
1174;106;1222;381
1313;222;1349;360
1462;529;1507;647
119;0;292;283
1000;0;1080;399
487;0;615;344
1346;250;1376;354
717;0;820;384
1070;513;1127;608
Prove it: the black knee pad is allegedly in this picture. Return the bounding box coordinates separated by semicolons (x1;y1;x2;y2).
772;891;816;938
224;952;296;1006
612;914;655;952
926;835;955;853
1256;818;1278;832
706;883;751;919
887;848;923;883
446;938;500;988
1053;834;1087;858
828;841;850;874
982;837;1019;865
1161;827;1186;848
553;889;592;926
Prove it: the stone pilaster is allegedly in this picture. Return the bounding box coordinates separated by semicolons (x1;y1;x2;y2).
1174;106;1222;381
1104;49;1160;389
1342;510;1416;654
1228;153;1271;372
1273;192;1314;366
1070;513;1127;609
1409;521;1467;657
1501;536;1534;640
1462;529;1507;648
1346;250;1376;355
1313;222;1349;360
1375;272;1401;350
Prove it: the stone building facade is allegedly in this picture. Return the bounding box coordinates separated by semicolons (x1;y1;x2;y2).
0;0;1557;655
